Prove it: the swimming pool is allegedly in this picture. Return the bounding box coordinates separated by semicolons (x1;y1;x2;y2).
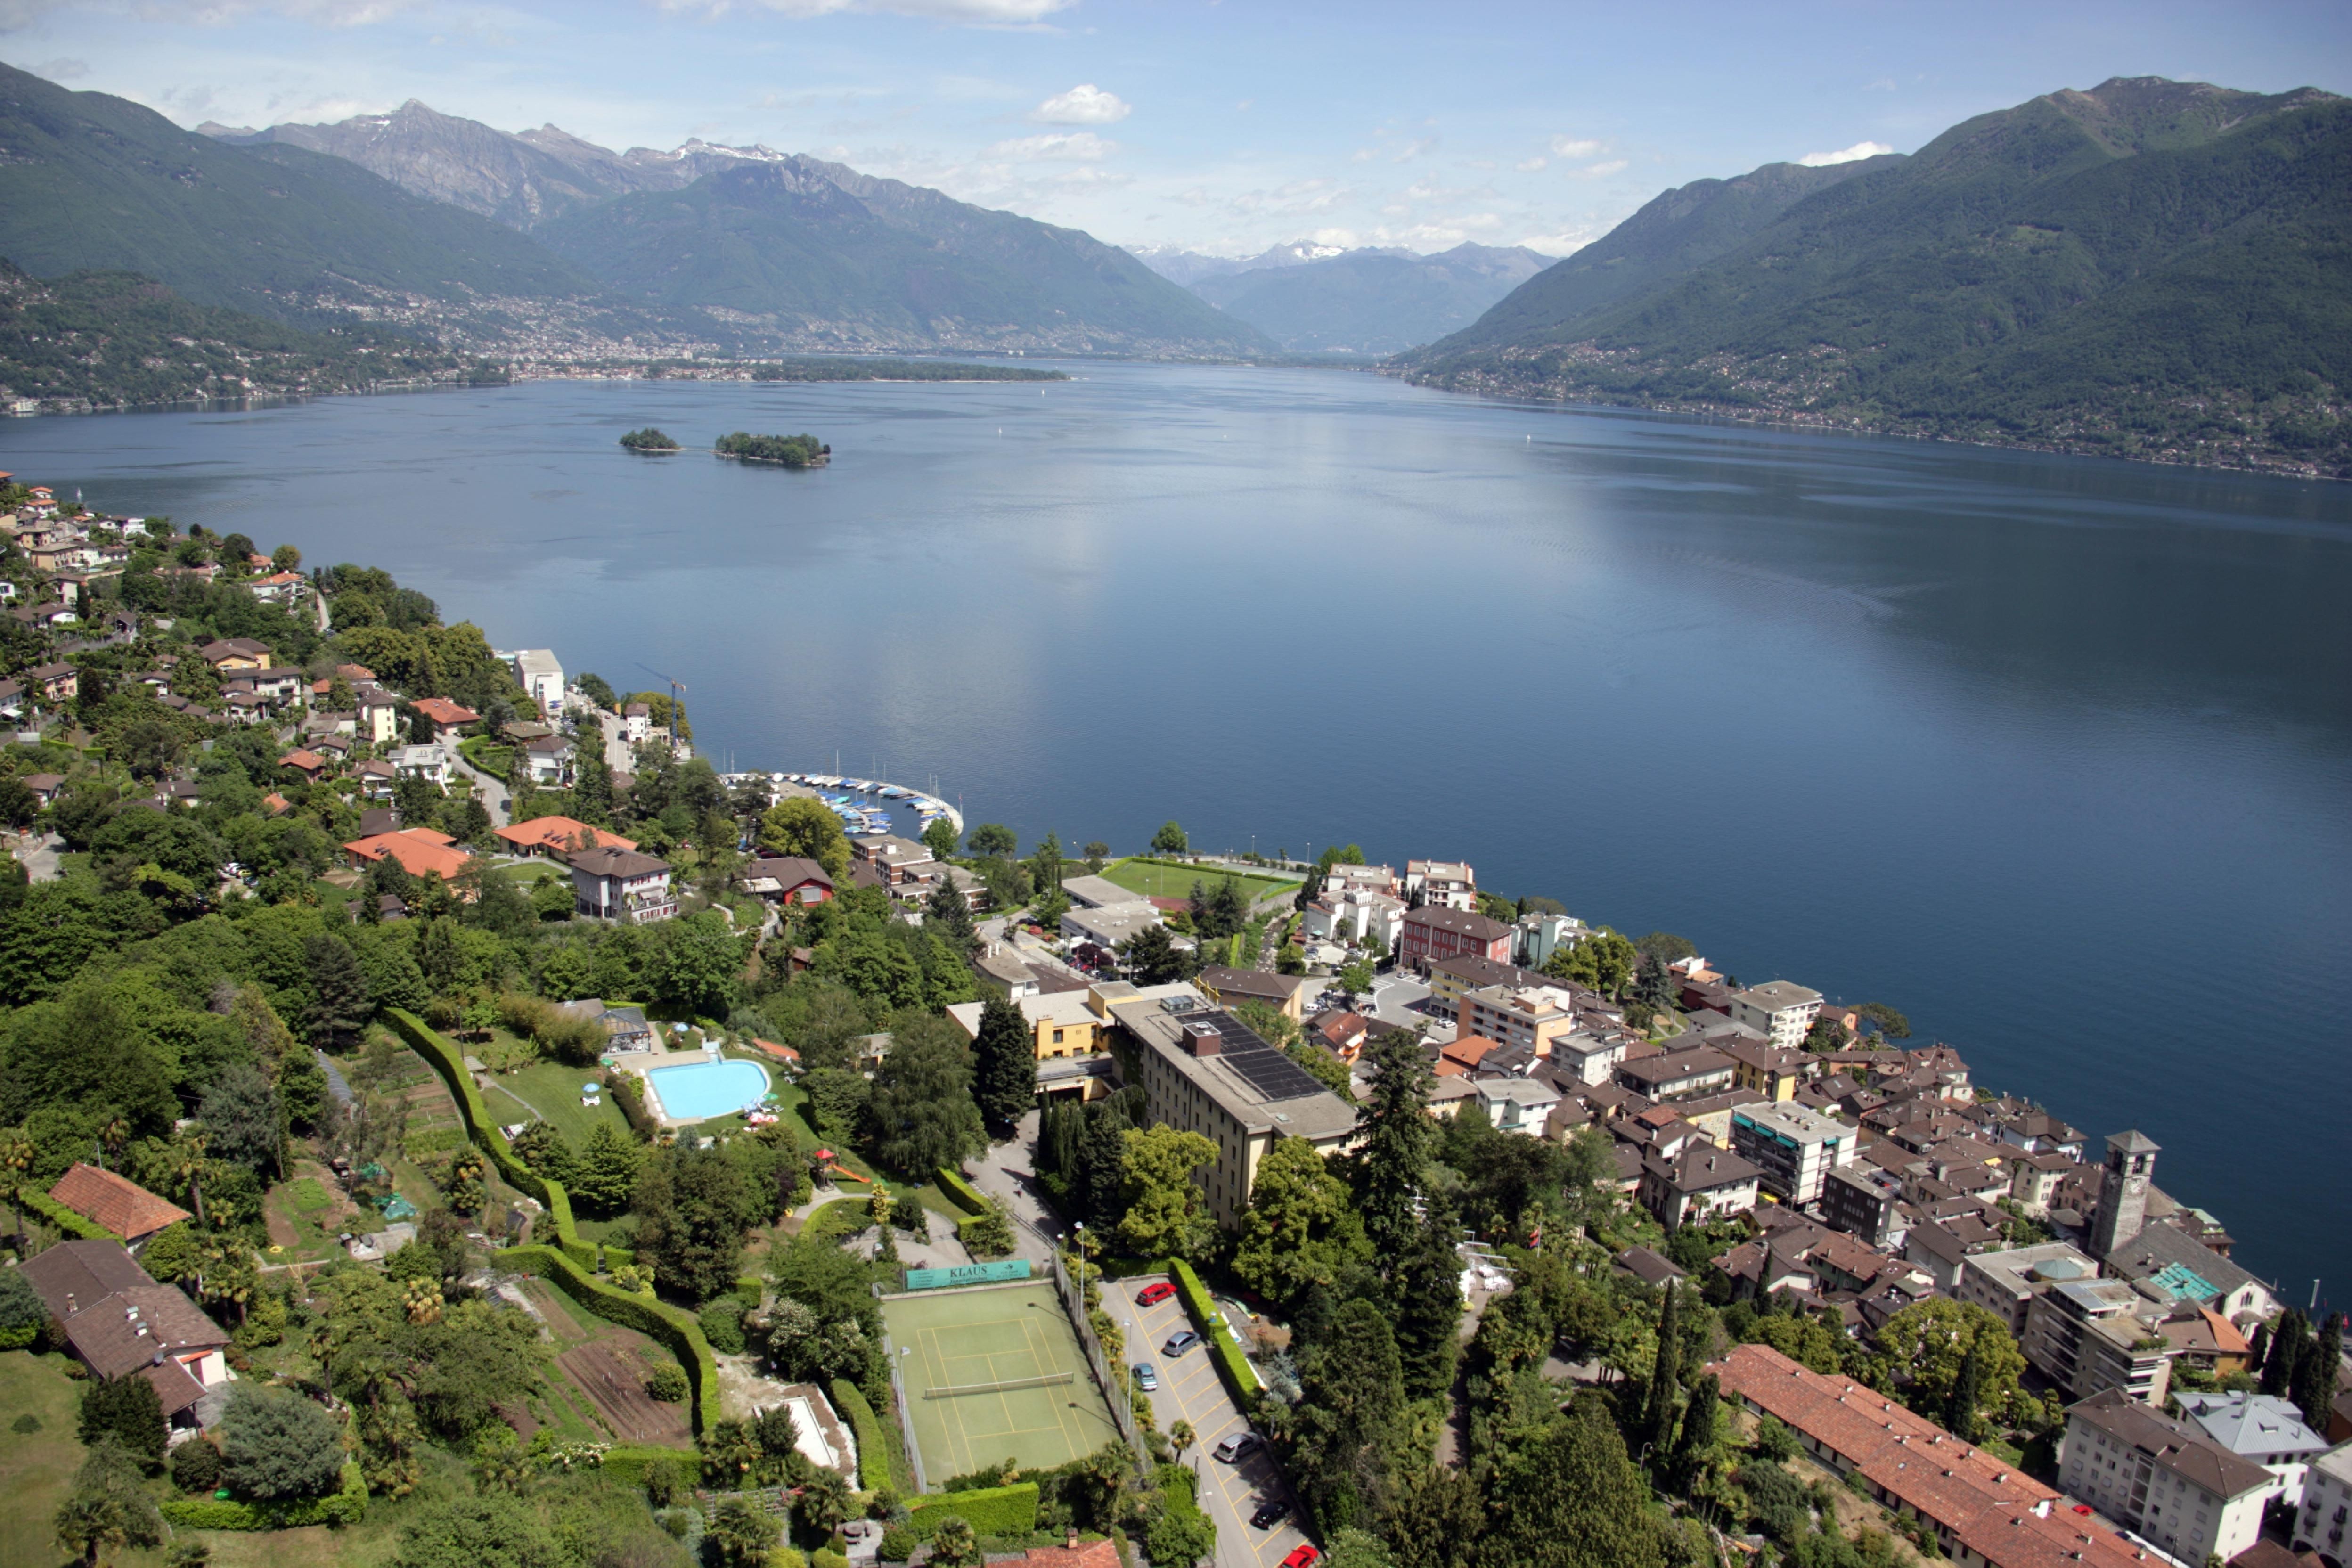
645;1058;770;1122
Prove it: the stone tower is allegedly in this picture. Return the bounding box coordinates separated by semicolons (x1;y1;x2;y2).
2091;1128;2159;1259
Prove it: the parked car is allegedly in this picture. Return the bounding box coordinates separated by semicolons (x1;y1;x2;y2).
1134;1363;1158;1391
1213;1431;1264;1462
1281;1546;1322;1568
1250;1498;1293;1529
1161;1331;1202;1357
1137;1281;1176;1307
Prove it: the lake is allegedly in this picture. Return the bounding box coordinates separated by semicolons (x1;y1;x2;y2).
8;367;2348;1299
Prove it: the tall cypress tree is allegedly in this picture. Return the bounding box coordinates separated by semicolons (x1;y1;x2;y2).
1074;1097;1132;1226
1392;1200;1466;1401
971;995;1037;1138
302;935;372;1051
1353;1028;1435;1268
1642;1283;1683;1459
2293;1312;2342;1432
2262;1309;2309;1398
1949;1334;1988;1443
1667;1372;1721;1490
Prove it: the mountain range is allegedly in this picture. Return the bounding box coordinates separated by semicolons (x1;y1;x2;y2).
1402;77;2352;474
0;64;1267;359
1174;243;1553;355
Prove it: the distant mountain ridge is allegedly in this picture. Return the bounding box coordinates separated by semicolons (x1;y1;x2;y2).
201;95;1270;357
1401;77;2352;474
1184;242;1553;354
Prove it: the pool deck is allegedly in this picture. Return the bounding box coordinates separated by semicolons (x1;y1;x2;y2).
623;1047;773;1129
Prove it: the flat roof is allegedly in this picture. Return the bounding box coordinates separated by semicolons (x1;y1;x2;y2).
1111;995;1357;1143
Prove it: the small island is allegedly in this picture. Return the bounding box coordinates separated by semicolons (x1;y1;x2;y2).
715;431;830;468
618;427;681;452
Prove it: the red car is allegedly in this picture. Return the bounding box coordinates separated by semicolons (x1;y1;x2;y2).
1137;1281;1176;1306
1281;1547;1321;1568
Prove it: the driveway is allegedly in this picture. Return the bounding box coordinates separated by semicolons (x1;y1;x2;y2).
12;828;62;882
1109;1274;1311;1568
451;752;512;827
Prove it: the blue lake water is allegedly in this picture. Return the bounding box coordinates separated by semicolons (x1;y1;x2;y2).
7;367;2348;1298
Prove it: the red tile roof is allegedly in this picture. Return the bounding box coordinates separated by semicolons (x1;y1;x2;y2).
411;695;478;727
345;827;470;882
48;1164;191;1241
496;815;636;855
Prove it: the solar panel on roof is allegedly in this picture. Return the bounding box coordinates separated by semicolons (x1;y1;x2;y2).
1207;1013;1332;1102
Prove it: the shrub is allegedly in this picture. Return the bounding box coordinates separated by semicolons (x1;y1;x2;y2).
79;1374;167;1470
172;1438;223;1494
830;1378;904;1493
934;1167;989;1216
700;1299;748;1354
158;1462;367;1530
218;1385;345;1501
876;1525;917;1563
1754;1413;1799;1461
812;1552;849;1568
0;1267;46;1349
906;1482;1039;1539
645;1362;689;1402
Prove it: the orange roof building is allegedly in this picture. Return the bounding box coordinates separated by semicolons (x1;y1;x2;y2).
1434;1034;1502;1076
1712;1344;2151;1568
411;695;479;728
344;826;470;882
496;815;636;858
278;747;328;778
48;1164;192;1243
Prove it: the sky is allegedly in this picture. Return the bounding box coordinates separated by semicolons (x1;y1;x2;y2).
3;0;2348;257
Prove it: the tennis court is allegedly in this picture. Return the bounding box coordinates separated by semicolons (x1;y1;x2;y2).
882;1281;1120;1481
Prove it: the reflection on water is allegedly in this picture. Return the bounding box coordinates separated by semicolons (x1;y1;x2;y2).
8;367;2348;1294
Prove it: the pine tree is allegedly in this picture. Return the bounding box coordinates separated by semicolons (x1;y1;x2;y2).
1392;1203;1466;1402
924;877;976;951
1074;1097;1132;1226
971;995;1037;1138
1353;1027;1436;1268
1642;1283;1683;1459
302;935;372;1051
1667;1372;1720;1489
572;744;614;827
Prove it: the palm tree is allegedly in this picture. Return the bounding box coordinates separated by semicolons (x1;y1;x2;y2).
96;1118;127;1173
705;1497;776;1568
798;1467;852;1536
1169;1419;1196;1459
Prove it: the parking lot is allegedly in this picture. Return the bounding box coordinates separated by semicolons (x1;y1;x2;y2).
1108;1274;1314;1568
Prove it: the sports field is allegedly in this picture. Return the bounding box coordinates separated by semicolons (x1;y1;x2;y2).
883;1281;1120;1482
1101;858;1301;904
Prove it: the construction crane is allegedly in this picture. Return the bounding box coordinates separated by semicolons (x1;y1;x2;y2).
637;663;686;750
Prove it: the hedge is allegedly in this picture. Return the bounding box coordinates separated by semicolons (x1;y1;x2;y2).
1167;1259;1261;1417
505;1244;719;1435
934;1168;989;1216
831;1379;903;1494
384;1008;632;1269
906;1481;1039;1537
159;1462;368;1529
17;1186;114;1241
597;1446;696;1490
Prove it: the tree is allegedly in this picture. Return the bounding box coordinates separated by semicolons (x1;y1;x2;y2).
1113;923;1195;985
922;817;960;862
1149;821;1188;855
1642;1282;1685;1457
569;1122;642;1215
392;1494;559;1568
1323;1529;1399;1568
197;1063;282;1178
577;671;617;711
1634;932;1696;964
1351;1027;1435;1267
271;543;301;571
1875;1300;2024;1426
55;1438;161;1568
2293;1312;2341;1431
1113;1126;1218;1262
1074;1096;1134;1226
1949;1332;1989;1442
927;1516;981;1568
78;1376;166;1470
218;1384;345;1500
1542;931;1637;999
1146;1493;1216;1567
1667;1372;1721;1487
759;797;851;882
1856;1002;1911;1039
1082;841;1109;872
1470;1397;1668;1568
923;876;976;952
635;1144;758;1302
1291;1298;1405;1531
1391;1200;1466;1401
966;822;1017;858
971;995;1037;1138
302;935;372;1050
708;1495;777;1568
1233;1137;1366;1309
648;911;744;1018
865;1013;985;1175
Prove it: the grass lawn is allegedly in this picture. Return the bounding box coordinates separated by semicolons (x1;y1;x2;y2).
0;1351;85;1568
481;1061;633;1148
1101;857;1300;904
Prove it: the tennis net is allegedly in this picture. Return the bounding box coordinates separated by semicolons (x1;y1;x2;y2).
920;1370;1076;1400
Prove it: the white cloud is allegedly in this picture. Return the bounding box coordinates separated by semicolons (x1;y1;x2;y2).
667;0;1075;21
1515;156;1546;172
1798;139;1894;167
1032;83;1129;124
1518;229;1596;256
984;130;1113;161
1564;158;1627;179
1549;135;1602;158
1308;227;1359;248
1390;136;1436;163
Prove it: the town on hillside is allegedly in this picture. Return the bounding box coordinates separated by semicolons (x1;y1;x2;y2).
0;474;2342;1568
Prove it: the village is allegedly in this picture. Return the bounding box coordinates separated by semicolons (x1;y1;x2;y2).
0;470;2343;1568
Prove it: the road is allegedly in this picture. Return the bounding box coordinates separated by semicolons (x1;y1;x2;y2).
451;751;512;827
1110;1274;1311;1568
11;828;61;882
